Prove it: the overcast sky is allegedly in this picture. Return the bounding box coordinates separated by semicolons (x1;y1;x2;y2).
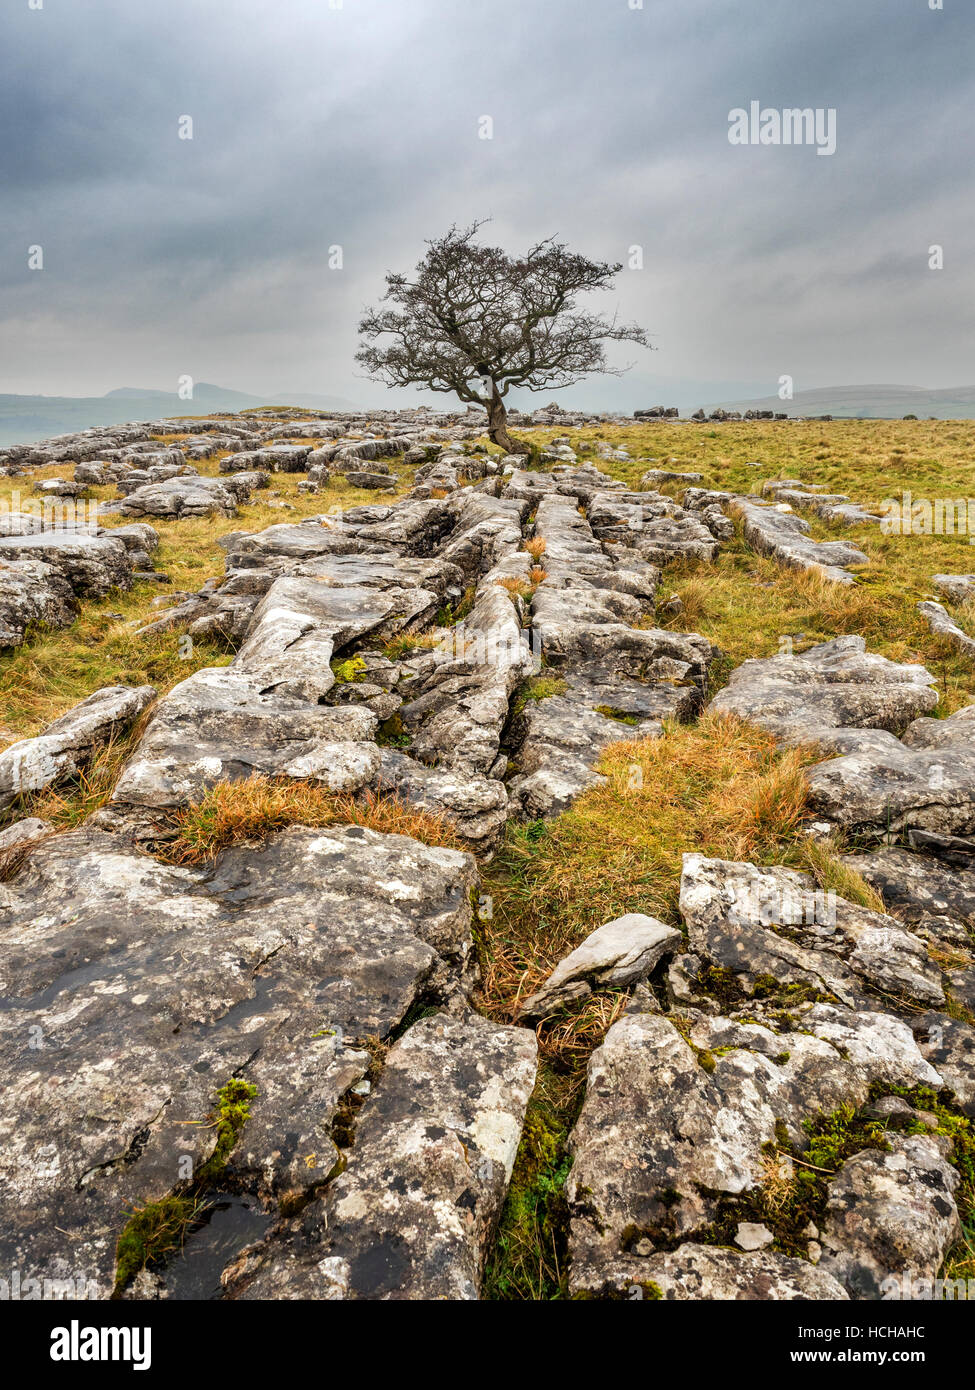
1;0;972;408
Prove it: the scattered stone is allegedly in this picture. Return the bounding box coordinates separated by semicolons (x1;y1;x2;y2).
933;574;975;605
918;599;975;660
518;914;682;1019
735;1222;774;1252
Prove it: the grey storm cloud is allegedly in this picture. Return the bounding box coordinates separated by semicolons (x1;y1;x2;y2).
1;0;972;405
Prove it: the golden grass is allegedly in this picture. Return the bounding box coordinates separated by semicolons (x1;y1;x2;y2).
157;775;466;865
477;713;882;1053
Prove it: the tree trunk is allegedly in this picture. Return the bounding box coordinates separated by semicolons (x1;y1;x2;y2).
486;387;530;454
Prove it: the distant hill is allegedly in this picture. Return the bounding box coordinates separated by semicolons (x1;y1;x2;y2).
704;384;975;420
0;383;361;448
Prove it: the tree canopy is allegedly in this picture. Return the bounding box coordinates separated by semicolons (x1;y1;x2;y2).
356;222;650;451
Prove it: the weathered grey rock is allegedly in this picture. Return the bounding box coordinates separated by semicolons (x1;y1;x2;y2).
818;1136;960;1299
588;489;721;564
639;468;702;488
915;1013;975;1115
918;600;975;660
679;853;945;1009
0;816;52;851
566;1007;942;1297
219;445;312;473
933;574;975;606
117;474;246;519
234;571;439;702
519;915;682;1020
33;477;90;499
375;748;509;855
842;847;975;934
344;470;397;490
0;824;478;1296
502;464;622;505
508;666;696;818
710;636;938;743
734;497;869;582
0;531;134;598
0;557;77;647
807;704;975;838
0;512;46;537
225;1012;536;1300
111;667;379;811
0;684;156;811
104;522;160;557
628;1244;847;1301
761;480;881;527
398;578;533;779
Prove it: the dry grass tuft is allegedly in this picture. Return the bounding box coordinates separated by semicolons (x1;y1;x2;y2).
478;712;876;1059
158;775;466;865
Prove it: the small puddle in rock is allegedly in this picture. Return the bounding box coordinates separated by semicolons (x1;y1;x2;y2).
162;1194;272;1300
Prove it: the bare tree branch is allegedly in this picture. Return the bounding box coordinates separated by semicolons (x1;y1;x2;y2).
356;222;652;452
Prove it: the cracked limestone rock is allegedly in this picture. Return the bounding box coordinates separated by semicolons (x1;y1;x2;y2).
0;824;478;1295
224;1011;537;1301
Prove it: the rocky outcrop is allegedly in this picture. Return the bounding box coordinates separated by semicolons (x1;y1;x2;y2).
0;557;77;647
117;471;266;519
566;1005;949;1299
709;635;938;744
224;1013;537;1300
0;530;134;599
806;704;975;839
3;409;971;1304
0;530;138;648
0;684;156;811
502;484;715;816
817;1137;960;1299
733;498;869;583
0;824;487;1297
110;667;380;810
679;853;945;1010
761;479;882;527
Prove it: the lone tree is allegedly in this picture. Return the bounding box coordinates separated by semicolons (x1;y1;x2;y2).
356;222;650;454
